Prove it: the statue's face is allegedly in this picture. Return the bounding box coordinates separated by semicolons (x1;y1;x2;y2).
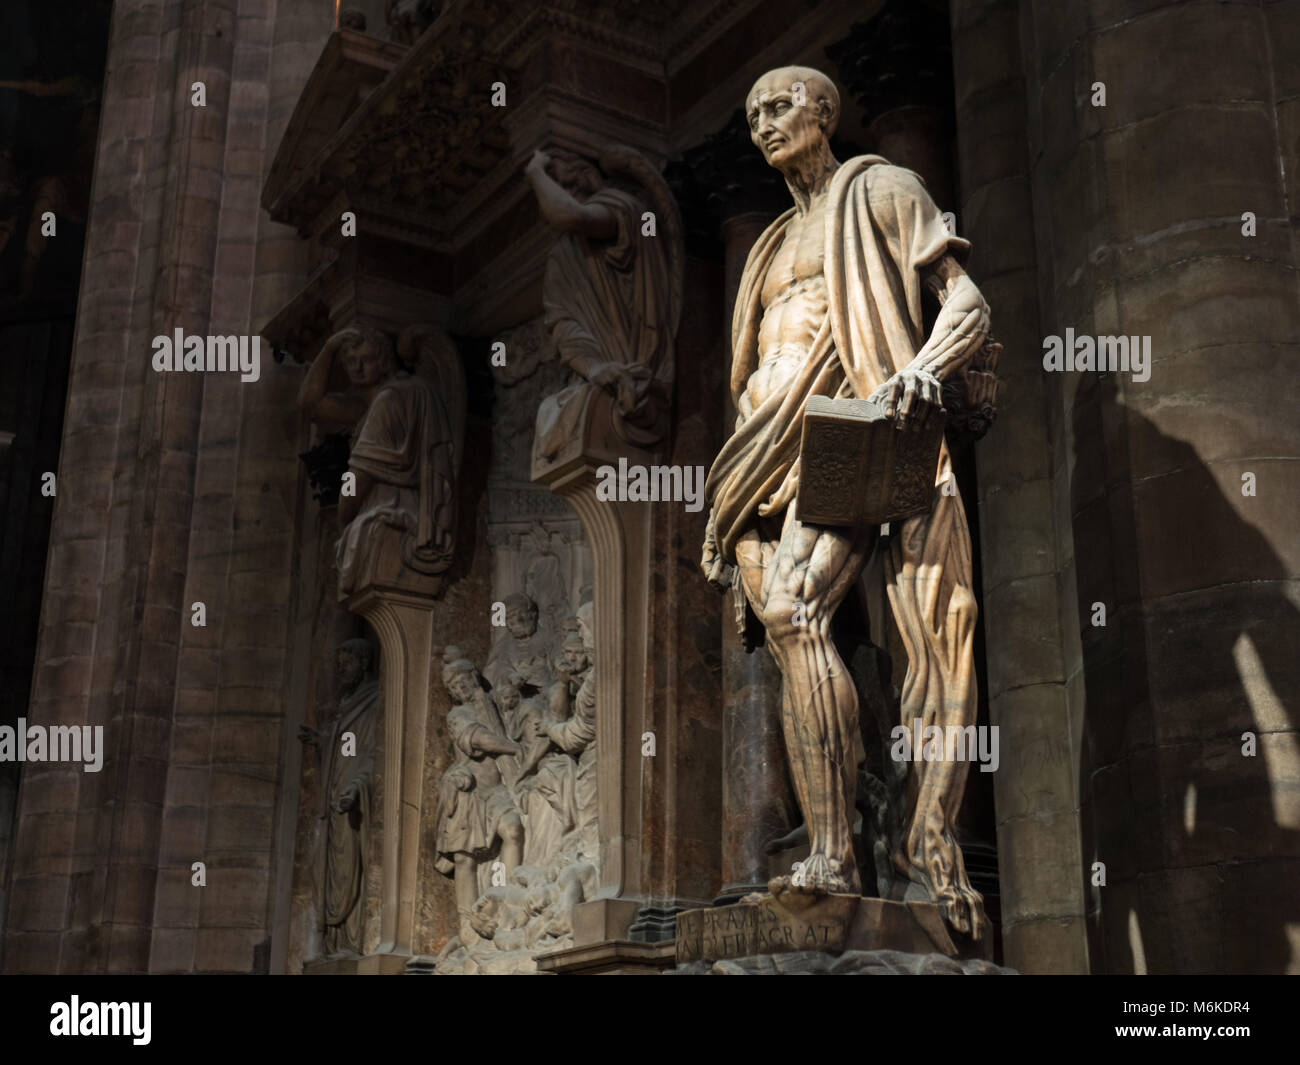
551;158;597;199
564;646;588;674
336;650;363;691
746;71;830;170
344;338;391;387
449;672;477;702
505;605;537;640
497;686;520;713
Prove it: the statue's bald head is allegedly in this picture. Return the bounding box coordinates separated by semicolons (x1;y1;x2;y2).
746;66;840;139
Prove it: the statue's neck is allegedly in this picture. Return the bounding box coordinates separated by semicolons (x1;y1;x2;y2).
783;143;840;214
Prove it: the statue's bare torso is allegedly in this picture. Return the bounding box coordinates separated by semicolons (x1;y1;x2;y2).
746;204;831;413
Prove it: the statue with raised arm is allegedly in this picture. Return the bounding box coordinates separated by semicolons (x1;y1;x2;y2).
701;67;994;940
523;145;682;464
298;324;466;598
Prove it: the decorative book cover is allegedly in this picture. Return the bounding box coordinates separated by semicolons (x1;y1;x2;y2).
796;395;946;527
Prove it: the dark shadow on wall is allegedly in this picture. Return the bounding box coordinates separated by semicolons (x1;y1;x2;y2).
1072;372;1299;974
0;0;112;962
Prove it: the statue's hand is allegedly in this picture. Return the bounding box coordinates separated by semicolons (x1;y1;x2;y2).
525;149;551;179
869;368;943;431
589;362;627;391
336;784;359;813
700;512;735;589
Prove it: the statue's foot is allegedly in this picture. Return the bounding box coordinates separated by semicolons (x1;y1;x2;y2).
900;862;988;940
934;879;988;941
769;852;853;900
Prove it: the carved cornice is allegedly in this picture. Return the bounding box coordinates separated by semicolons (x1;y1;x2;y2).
262;30;409;222
260;251;346;363
491;3;665;69
264;6;515;237
825;0;955;124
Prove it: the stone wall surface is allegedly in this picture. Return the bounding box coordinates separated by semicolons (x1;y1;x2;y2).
2;0;333;973
1018;0;1300;974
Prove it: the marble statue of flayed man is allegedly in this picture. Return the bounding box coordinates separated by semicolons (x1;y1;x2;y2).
298;324;466;598
300;637;379;958
524;145;682;463
701;67;992;939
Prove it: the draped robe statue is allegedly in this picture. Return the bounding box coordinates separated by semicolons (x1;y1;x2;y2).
524;146;681;464
317;638;379;957
702;67;994;940
298;325;466;599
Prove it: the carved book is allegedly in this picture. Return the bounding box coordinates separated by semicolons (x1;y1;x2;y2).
796;395;946;527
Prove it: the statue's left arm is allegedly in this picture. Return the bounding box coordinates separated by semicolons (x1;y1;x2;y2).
865;167;990;426
871;254;990;425
913;254;990;383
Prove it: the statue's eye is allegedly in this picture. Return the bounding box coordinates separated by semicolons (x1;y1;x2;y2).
774;100;789;114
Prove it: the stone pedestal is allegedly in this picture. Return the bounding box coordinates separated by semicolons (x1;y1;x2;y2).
672;950;1015;976
676;892;990;966
304;953;410;975
534;939;678;975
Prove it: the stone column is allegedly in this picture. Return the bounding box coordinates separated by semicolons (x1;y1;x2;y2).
672;116;796;905
343;590;433;961
828;0;958;209
1019;0;1300;973
531;409;649;918
949;0;1089;973
716;212;788;902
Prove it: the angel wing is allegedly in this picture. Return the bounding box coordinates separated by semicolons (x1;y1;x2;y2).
398;323;467;480
597;144;685;343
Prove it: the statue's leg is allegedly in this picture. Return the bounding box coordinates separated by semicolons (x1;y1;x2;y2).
499;811;524;872
738;511;874;893
453;853;479;941
884;442;987;938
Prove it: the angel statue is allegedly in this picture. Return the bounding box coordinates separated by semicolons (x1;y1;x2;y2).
298;323;467;598
524;144;684;464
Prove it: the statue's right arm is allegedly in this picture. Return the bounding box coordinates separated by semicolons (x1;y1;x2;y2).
298;330;364;426
526;164;617;239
